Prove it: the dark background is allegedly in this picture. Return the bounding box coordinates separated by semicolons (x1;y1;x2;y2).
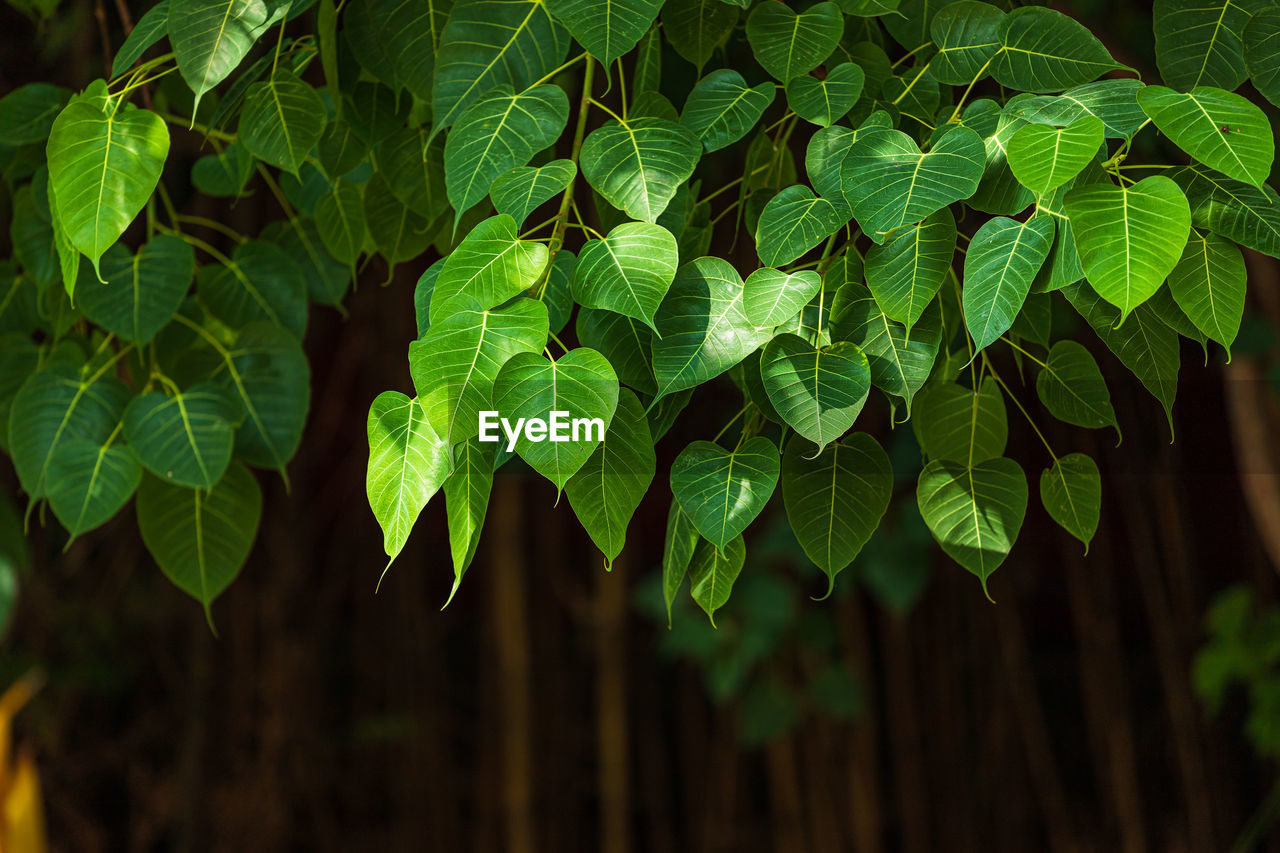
5;0;1280;850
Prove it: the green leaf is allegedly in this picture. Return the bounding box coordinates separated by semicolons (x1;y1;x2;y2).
112;0;170;76
745;1;843;83
681;70;775;153
761;336;871;451
137;462;262;621
315;179;367;265
688;534;745;625
651;257;773;400
77;235;194;345
581;116;701;223
318;121;367;178
191;142;254;197
755;185;845;267
431;0;569;130
443;436;495;602
363;172;435;265
546;0;663;66
663;0;738;70
1005;79;1148;139
1246;9;1280;109
238;69;326;176
366;390;451;564
344;0;448;100
1166;229;1246;356
670;435;780;549
572;221;678;332
884;0;957;50
492;348;620;492
785;63;865;127
917;456;1027;595
929;1;1005;86
965;100;1036;215
46;98;169;277
1064;176;1191;323
123;382;240;489
197;239;308;339
430;214;549;322
444;84;569;217
782;432;892;595
992;7;1121;93
1154;0;1266;91
743;268;822;329
843;125;985;243
864;208;956;333
662;502;698;625
576;307;656;394
565;389;656;563
1040;452;1100;551
1006;115;1105;196
410;295;549;444
1174;165;1280;259
8;361;131;501
490;160;576;225
169;0;283;110
914;377;1007;464
1137;86;1274;188
830;282;942;416
0;84;70;145
1035;339;1120;435
806;125;858;218
962;215;1054;351
379;127;449;221
46;436;142;539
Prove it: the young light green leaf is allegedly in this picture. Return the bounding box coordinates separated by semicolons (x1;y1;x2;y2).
238;69;326;176
46;437;142;540
785;63;865;127
429;214;549;322
1154;0;1266;91
1137;86;1274;188
444;84;570;217
366;390;451;565
963;215;1054;352
565;390;656;564
914;377;1008;464
865;208;956;333
572;222;678;332
1166;229;1246;356
1006;116;1105;196
671;435;780;549
993;7;1121;93
745;1;843;82
917;456;1028;596
581;117;701;223
492;348;620;492
124;382;240;489
546;0;663;66
929;1;1005;86
1041;452;1100;551
782;433;892;596
688;535;745;626
743;269;822;329
169;0;284;110
197;240;308;339
680;70;775;152
662;0;738;70
315;179;367;265
1035;339;1120;436
761;336;871;451
443;436;495;604
830;282;942;416
490;160;576;225
1246;9;1280;109
755;185;845;267
77;235;194;345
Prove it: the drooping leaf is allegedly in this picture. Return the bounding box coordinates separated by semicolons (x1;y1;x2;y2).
830;282;942;416
929;0;1005;86
576;307;656;394
344;0;449;100
169;0;284;109
745;1;843;82
755;185;846;267
662;0;739;71
238;69;326;176
917;456;1027;595
1040;452;1100;551
124;382;240;489
379;127;449;221
864;208;956;333
490;160;576;225
761;336;871;451
77;235;194;345
197;240;308;339
1246;9;1280;109
1006;115;1105;196
805;125;858;218
112;0;170;76
46;437;142;539
1166;229;1246;356
670;435;780;549
429;214;549;322
914;377;1007;464
443;436;495;602
662;501;699;625
565;390;656;563
1154;0;1266;91
546;0;663;66
743;268;822;329
366;390;451;564
363;172;436;265
785;63;865;127
782;432;892;595
1035;339;1120;435
688;534;745;625
581;117;701;223
962;215;1054;352
680;70;775;152
572;221;678;332
315;179;367;265
1174;165;1280;260
1137;85;1274;188
992;7;1121;93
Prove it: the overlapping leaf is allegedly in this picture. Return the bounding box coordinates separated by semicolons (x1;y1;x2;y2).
670;436;780;549
366;390;450;564
572;222;678;331
581;117;701;223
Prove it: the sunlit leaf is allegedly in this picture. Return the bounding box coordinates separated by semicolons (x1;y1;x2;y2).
366;390;450;564
671;435;779;549
572;221;678;332
1137;85;1274;187
581;116;701;223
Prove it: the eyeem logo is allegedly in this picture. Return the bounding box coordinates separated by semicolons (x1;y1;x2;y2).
478;411;606;452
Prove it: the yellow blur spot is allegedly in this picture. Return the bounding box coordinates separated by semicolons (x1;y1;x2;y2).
0;672;46;853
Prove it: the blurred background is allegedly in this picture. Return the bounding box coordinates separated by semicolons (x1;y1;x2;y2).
5;0;1280;850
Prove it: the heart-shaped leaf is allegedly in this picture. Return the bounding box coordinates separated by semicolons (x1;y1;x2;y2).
688;534;745;625
865;208;956;333
343;0;446;99
572;222;679;332
963;215;1054;351
363;172;435;265
1174;165;1280;260
546;0;664;66
1035;340;1120;436
430;214;549;322
169;0;284;110
492;348;620;492
681;70;775;152
992;7;1121;93
581;117;701;222
743;268;822;329
755;185;846;266
1137;85;1274;188
830;282;942;416
1007;115;1105;196
1154;0;1264;91
913;377;1007;464
197;240;308;339
77;234;194;345
366;390;451;565
46;437;142;540
124;382;241;489
670;435;780;549
745;1;843;82
930;0;1005;85
238;69;326;176
490;160;576;226
577;307;657;395
1040;452;1100;551
785;63;865;127
315;179;367;265
0;84;70;145
1167;229;1246;356
662;0;738;70
760;335;871;451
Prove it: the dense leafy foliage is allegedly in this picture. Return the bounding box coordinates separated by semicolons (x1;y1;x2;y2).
0;0;1277;625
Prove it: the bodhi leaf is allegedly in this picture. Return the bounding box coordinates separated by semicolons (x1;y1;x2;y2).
1247;9;1280;109
1006;79;1148;139
662;0;738;70
760;336;871;451
662;502;699;625
197;240;308;340
929;0;1005;86
444;84;570;217
1174;165;1280;260
785;63;865;127
343;0;447;100
917;456;1028;596
962;215;1054;352
843;125;985;243
238;69;326;176
443;437;496;604
864;208;956;333
546;0;663;66
913;377;1008;464
830;282;942;416
137;462;262;623
688;535;745;626
1006;116;1105;196
577;308;657;395
429;215;549;323
46;437;142;540
123;382;241;489
782;433;892;596
490;160;576;225
1154;0;1267;91
46;97;169;279
315;179;367;265
755;185;845;267
651;257;773;401
1166;229;1246;356
1035;340;1120;436
681;70;775;153
1064;176;1191;323
743;269;822;329
572;222;679;332
77;235;194;345
112;0;170;77
670;435;780;549
1136;86;1274;188
1041;452;1101;552
169;0;284;110
992;7;1122;93
565;390;656;565
363;173;434;265
492;348;620;492
581;117;701;223
366;391;450;566
411;295;549;444
0;84;70;145
745;1;843;83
